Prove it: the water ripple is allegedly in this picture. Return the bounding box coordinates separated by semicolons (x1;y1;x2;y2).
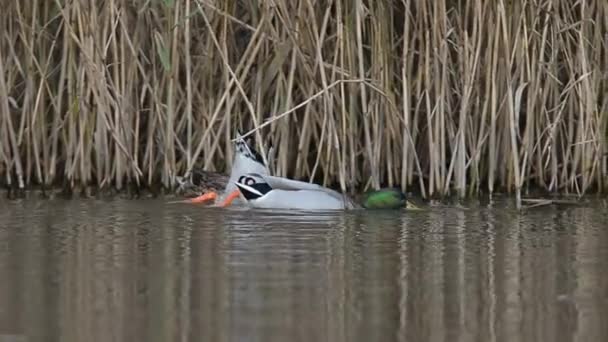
0;198;606;341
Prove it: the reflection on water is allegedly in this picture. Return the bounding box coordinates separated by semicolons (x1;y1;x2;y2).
0;198;607;341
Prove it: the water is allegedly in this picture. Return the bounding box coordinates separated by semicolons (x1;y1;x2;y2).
0;198;607;342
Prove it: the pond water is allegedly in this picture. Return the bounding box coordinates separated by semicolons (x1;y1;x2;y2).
0;198;607;341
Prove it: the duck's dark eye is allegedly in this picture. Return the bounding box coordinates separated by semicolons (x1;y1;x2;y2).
238;176;256;185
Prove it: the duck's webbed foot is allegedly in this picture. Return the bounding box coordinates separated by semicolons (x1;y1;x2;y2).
184;191;217;204
218;190;240;207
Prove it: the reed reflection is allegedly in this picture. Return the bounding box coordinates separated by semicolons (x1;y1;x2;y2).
0;200;606;341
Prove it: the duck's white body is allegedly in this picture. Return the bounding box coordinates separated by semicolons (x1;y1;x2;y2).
235;173;357;210
246;189;347;210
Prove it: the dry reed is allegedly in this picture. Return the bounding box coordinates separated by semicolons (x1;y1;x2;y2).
0;0;606;199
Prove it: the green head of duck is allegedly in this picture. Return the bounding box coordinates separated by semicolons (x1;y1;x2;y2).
359;188;422;210
360;188;407;209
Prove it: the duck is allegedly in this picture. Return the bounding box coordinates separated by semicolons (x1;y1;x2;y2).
234;173;409;210
174;169;228;198
174;132;270;207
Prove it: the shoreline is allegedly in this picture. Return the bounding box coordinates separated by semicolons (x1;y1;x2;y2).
2;184;603;202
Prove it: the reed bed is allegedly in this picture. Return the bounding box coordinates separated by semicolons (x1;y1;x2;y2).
0;0;606;200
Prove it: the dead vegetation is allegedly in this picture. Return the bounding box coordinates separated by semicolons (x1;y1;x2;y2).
0;0;606;200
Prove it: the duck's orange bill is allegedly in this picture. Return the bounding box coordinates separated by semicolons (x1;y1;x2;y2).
218;190;240;207
185;191;217;204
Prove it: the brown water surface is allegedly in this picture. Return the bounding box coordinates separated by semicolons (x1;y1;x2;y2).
0;198;607;341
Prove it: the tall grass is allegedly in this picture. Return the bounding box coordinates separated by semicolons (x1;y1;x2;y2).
0;0;606;199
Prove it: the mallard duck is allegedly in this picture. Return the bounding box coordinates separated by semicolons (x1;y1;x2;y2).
175;133;270;207
234;173;408;210
174;169;229;198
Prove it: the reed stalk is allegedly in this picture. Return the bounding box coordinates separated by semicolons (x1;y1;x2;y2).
1;0;606;198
